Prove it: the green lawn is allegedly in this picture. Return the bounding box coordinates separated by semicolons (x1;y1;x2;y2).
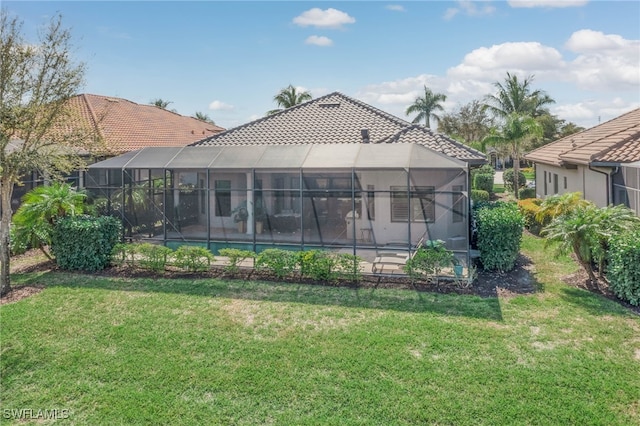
2;235;639;425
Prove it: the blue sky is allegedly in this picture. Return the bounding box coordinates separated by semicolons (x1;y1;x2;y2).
5;1;640;130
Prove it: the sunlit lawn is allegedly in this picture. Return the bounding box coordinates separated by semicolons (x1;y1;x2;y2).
1;235;639;425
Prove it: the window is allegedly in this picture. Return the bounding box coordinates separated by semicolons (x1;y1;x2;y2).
215;180;231;217
391;186;435;222
553;174;559;194
452;185;464;223
563;176;567;190
366;185;375;220
544;171;548;195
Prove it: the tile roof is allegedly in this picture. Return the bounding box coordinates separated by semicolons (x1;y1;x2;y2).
525;108;640;166
64;94;225;154
192;92;486;164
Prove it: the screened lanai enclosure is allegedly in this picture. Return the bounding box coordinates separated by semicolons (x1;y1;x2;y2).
86;143;472;269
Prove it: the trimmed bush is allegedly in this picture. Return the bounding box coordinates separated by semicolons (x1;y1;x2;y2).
136;243;173;273
607;229;640;306
474;173;494;193
174;246;215;272
218;248;256;274
471;190;490;204
52;215;122;271
518;188;536;199
503;169;527;193
476;202;524;272
256;248;298;279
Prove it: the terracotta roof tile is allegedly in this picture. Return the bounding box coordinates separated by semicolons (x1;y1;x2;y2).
63;94;225;154
193;92;485;164
525;108;640;166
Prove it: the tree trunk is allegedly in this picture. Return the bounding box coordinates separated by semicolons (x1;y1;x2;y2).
513;145;520;200
0;179;14;296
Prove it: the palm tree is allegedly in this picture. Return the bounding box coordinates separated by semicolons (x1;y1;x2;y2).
482;113;542;198
535;192;591;225
405;85;447;129
193;111;215;125
542;204;601;284
150;98;173;110
483;72;555;119
11;182;88;259
267;85;312;115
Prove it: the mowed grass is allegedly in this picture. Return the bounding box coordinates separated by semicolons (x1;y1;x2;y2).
2;235;640;425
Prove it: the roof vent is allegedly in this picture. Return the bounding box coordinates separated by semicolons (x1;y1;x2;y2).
319;102;341;108
361;128;370;144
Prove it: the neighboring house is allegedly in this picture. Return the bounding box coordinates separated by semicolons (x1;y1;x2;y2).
86;92;486;267
525;108;640;216
10;94;224;211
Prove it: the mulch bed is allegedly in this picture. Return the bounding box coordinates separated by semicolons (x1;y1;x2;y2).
2;249;638;316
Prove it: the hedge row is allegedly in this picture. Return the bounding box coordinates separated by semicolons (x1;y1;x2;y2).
110;244;364;283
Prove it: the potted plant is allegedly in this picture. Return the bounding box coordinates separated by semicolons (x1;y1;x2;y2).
231;203;248;233
254;203;268;234
452;257;464;278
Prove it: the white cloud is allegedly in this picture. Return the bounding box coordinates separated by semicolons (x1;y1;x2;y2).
552;99;639;127
208;100;234;111
448;42;565;79
444;1;496;20
386;5;406;12
293;8;355;29
566;29;636;53
508;0;588;8
305;35;333;47
565;30;640;90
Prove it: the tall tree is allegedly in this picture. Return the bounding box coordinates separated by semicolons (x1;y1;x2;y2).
267;85;312;115
193;111;215;125
438;100;493;144
1;11;91;295
405;85;447;129
483;72;555;119
482;113;543;198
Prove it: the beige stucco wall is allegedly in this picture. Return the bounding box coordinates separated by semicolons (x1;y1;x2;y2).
535;163;609;207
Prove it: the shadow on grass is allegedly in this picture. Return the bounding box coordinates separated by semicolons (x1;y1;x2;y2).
12;270;504;321
559;286;639;317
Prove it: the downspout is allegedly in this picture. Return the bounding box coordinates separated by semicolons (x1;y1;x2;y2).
588;164;616;206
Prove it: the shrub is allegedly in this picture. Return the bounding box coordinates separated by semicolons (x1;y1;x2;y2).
174;246;215;272
52;215;122;271
334;253;363;283
476;202;524;272
517;198;543;235
298;250;336;282
503;169;527;193
518;188;536;199
404;240;455;282
607;229;640;305
471;190;490;204
473;173;494;193
255;248;298;279
218;248;256;274
136;243;173;273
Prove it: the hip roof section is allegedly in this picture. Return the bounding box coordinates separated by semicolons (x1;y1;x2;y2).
525;108;640;166
66;94;225;153
192;92;485;164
